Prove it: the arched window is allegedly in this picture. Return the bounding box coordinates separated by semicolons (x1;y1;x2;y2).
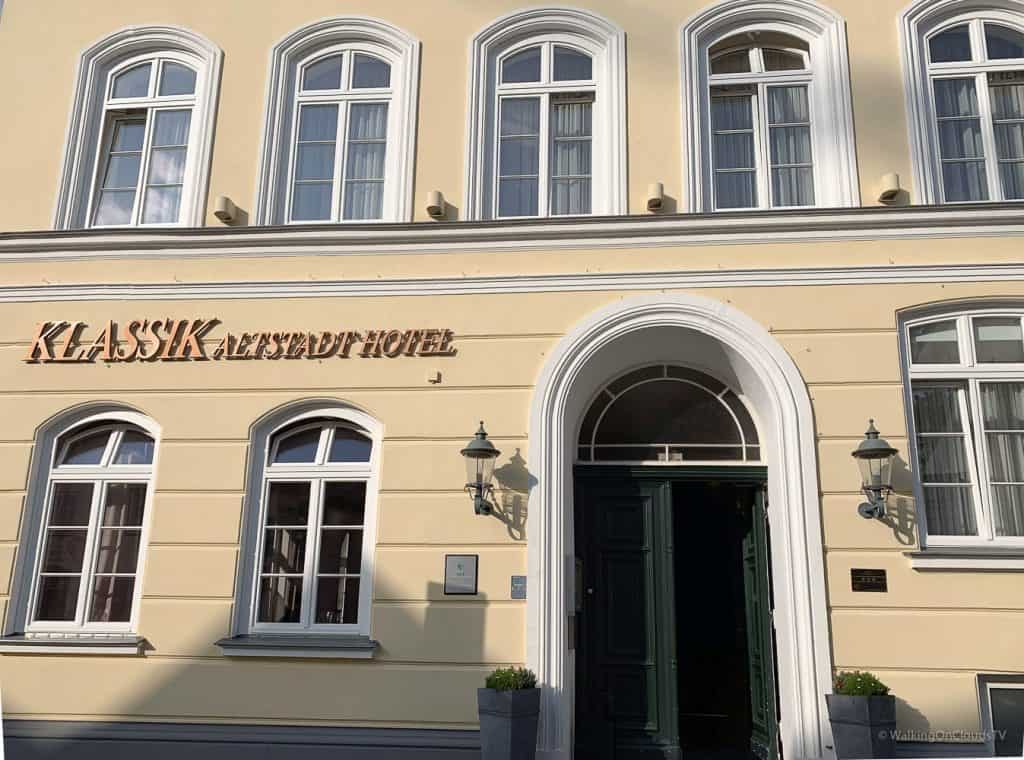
240;407;380;637
54;26;221;229
577;365;761;464
902;305;1024;547
901;1;1024;204
16;412;158;638
255;18;420;225
681;0;859;212
466;8;626;220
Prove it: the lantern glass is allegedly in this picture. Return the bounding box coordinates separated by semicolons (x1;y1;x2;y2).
857;453;891;490
465;453;496;488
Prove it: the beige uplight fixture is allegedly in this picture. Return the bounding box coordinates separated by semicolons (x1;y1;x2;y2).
646;182;664;212
877;173;901;203
213;195;239;224
426;190;446;220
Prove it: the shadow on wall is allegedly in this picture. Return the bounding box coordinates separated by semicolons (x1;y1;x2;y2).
884;454;919;547
2;447;536;759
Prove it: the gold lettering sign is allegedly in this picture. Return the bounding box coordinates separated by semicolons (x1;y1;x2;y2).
23;320;457;363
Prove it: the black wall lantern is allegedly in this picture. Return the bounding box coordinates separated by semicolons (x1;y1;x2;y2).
461;422;500;515
851;419;898;519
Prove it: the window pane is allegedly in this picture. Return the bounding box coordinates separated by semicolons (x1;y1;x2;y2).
345;103;388;172
498;179;538;216
763;48;805;71
322;482;367;525
315;576;359;624
62;429;111;466
923;486;978;535
113;120;146;152
909;320;960;364
770;126;812;165
87;576;135;622
498;97;540;217
296;143;336;181
49;483;94;525
986;24;1024;60
273;427;321;464
94;191;137;226
152;110;191;146
499;138;539;175
112;63;151;98
266;482;311;524
715;172;757;209
257;576;302;623
912;385;963;432
917;437;971;482
318;528;363;573
345;140;387;179
772;167;815;206
292;184;333;221
992;687;1024;755
992;485;1024;536
999;161;1024;199
988;435;1024;480
352;54;391;88
149;148;188;185
262;527;307;573
982;382;1024;429
992;81;1024;200
501;46;541;83
343;182;384;221
34;576;81;621
934;77;980;119
929;24;972;63
103;154;143;189
302;55;342;91
715;133;755;170
113;430;154;465
298;104;339;142
938;119;986;159
328;428;372;462
553;46;592;81
93;529;141;573
942;161;989;201
142;186;183;225
102;483;147;526
974;318;1024;363
500;97;540;135
159;62;196;96
551;179;592;216
710;49;751;74
42;530;87;572
142;110;191;225
768;86;809;126
712;94;754;130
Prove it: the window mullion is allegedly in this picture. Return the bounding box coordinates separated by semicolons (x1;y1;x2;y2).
974;71;1003;201
540;93;551;217
132;110;157;226
301;479;323;628
965;379;995;541
334;101;349;222
754;83;772;209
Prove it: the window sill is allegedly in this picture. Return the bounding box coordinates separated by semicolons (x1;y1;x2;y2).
0;633;147;655
906;548;1024;570
215;634;379;659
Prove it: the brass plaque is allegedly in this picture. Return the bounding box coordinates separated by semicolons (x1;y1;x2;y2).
851;568;887;592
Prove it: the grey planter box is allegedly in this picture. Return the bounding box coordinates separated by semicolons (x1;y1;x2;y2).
826;694;897;759
477;688;540;760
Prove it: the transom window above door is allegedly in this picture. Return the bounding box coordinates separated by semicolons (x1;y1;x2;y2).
924;17;1024;202
905;310;1024;546
288;50;394;223
577;364;761;464
495;42;595;218
91;56;200;227
707;33;815;210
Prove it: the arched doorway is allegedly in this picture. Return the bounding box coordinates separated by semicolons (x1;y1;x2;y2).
526;295;833;760
574;364;772;760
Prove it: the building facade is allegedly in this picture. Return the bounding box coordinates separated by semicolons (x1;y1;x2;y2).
0;0;1023;758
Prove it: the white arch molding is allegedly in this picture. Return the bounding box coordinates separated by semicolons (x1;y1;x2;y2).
526;294;834;760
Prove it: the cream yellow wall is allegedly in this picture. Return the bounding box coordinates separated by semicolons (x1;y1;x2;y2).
0;0;914;231
1;232;1023;733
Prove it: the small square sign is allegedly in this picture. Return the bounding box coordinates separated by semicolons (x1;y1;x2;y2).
444;554;479;595
851;568;888;592
511;575;527;600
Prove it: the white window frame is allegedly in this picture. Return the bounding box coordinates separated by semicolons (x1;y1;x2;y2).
53;26;221;230
86;52;202;228
978;676;1024;756
283;44;397;224
255;17;419;225
707;42;816;211
465;7;626;220
902;307;1024;548
901;0;1024;205
235;403;382;639
680;0;860;213
7;408;160;638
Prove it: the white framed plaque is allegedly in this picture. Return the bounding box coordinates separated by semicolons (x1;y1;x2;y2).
444;554;479;595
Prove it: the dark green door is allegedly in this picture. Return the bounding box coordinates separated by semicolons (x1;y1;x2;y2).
742;488;779;760
574;476;680;760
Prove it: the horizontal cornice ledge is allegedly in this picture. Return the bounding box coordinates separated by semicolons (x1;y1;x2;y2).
1;203;1023;261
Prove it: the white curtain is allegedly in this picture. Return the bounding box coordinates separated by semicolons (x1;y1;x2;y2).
343;102;388;220
992;82;1024;199
711;94;756;208
913;385;979;536
768;86;814;207
550;100;592;215
143;109;192;224
934;78;989;201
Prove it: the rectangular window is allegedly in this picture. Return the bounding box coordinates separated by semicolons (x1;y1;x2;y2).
711;87;757;209
497;96;541;217
980;382;1024;537
767;85;814;206
933;77;990;201
989;72;1024;200
291;104;338;222
342;102;388;221
141;109;191;224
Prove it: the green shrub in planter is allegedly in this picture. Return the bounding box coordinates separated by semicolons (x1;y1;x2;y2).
479;667;540;760
827;671;896;759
